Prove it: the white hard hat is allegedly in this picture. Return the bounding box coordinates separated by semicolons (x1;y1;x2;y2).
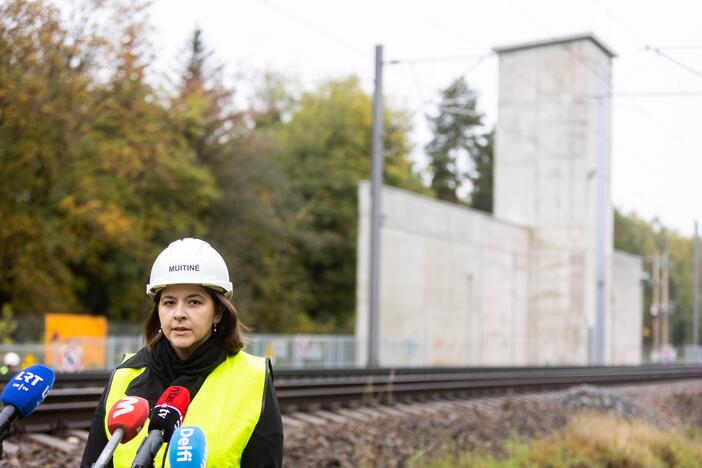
3;352;20;367
146;238;233;299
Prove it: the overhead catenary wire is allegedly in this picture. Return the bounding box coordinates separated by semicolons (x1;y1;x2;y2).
406;62;427;105
644;45;702;80
592;0;702;82
501;0;702;157
386;53;489;65
361;3;702;199
645;45;702;51
598;90;702;98
423;48;702;157
587;0;702;160
261;0;370;61
390;2;702;150
388;52;496;125
376;23;699;146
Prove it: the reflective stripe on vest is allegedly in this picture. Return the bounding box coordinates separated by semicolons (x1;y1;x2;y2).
104;351;267;468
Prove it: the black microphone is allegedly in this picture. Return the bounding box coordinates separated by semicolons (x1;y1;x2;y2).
131;386;190;468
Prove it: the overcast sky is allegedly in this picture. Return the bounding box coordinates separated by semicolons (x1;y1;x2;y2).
149;0;702;236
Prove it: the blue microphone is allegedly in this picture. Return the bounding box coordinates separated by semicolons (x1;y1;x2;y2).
0;365;55;436
167;426;207;467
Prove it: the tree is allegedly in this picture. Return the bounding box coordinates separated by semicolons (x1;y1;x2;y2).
62;3;219;320
272;76;426;331
249;70;298;131
467;129;494;213
0;0;95;315
425;76;485;203
169;33;299;332
0;0;219;321
173;28;241;166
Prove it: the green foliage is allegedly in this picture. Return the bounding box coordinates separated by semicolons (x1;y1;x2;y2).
467;129;494;213
167;32;310;332
0;0;90;314
0;304;18;344
249;70;298;131
425;76;487;204
614;210;699;348
270;76;426;331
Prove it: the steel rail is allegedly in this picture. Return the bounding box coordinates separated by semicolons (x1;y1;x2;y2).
3;365;702;433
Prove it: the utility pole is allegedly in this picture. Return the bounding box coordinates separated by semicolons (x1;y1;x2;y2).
594;82;609;365
661;254;670;359
694;221;700;346
651;254;660;360
367;44;383;368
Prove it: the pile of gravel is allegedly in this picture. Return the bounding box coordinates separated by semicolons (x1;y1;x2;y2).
561;384;665;428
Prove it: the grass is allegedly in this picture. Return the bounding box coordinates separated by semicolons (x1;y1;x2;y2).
415;412;702;468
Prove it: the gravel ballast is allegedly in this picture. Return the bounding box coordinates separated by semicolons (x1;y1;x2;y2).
4;379;702;467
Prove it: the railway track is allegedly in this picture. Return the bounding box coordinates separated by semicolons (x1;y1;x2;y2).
3;364;702;433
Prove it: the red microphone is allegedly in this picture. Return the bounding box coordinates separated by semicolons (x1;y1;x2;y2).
93;396;150;468
131;386;190;468
151;385;190;429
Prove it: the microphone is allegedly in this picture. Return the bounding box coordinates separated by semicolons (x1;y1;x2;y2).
131;386;190;468
167;426;207;467
92;396;150;468
0;364;55;437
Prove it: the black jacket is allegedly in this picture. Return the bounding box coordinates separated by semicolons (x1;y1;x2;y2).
80;350;283;467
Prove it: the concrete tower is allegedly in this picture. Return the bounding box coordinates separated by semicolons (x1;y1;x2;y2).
494;34;616;364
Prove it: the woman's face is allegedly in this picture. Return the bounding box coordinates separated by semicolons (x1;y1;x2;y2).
158;284;221;360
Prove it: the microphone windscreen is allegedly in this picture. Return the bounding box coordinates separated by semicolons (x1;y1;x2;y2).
107;396;150;443
168;426;207;467
148;386;190;438
0;365;55;417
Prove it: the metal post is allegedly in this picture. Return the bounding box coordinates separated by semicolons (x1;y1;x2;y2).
694;221;700;346
594;72;609;366
367;44;383;368
661;255;670;358
651;254;660;360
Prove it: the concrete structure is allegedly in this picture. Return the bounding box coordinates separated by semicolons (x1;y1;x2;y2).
355;34;643;366
611;251;644;364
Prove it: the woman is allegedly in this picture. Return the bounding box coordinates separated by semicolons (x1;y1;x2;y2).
81;238;283;467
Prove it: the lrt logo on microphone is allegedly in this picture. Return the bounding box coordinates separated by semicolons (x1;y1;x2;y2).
175;427;195;462
156;404;183;421
11;371;44;392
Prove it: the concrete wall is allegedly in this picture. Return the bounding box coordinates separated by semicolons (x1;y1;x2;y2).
611;250;644;364
355;182;530;366
355;183;643;366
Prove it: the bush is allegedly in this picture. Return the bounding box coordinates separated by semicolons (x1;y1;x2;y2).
422;412;702;467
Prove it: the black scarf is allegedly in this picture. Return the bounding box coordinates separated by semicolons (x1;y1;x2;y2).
121;333;228;407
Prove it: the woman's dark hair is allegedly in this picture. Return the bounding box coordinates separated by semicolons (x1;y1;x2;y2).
144;287;245;355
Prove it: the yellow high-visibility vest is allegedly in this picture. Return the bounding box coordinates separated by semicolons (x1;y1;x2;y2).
104;351;267;468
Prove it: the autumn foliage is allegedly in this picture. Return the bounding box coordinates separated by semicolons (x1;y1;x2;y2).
0;0;424;333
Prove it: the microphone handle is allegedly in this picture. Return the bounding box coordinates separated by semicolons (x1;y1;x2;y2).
92;427;124;468
0;405;18;437
131;429;164;468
